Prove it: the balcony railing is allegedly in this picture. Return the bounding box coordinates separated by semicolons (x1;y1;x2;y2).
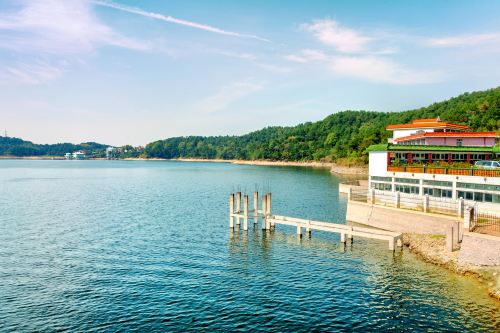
387;165;500;177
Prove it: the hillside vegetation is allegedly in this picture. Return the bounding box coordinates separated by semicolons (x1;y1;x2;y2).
0;137;109;157
2;87;499;161
145;87;500;163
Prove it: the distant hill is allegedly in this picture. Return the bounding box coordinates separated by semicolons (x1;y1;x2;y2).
3;87;499;162
144;87;500;164
0;137;109;157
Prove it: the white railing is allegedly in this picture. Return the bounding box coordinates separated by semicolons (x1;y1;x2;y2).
349;188;464;217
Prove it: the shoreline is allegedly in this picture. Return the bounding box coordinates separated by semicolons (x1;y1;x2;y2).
403;233;500;300
174;158;368;175
1;156;368;175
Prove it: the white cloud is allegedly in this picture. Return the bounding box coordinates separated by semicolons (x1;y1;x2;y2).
285;49;328;63
1;62;63;85
428;33;500;47
199;81;264;113
93;0;270;42
0;0;149;55
0;0;150;84
329;56;441;84
301;19;371;53
285;49;441;84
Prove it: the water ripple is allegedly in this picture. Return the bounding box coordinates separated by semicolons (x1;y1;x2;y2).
0;160;498;332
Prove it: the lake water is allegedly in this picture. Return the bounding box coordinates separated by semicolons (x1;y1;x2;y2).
0;160;499;332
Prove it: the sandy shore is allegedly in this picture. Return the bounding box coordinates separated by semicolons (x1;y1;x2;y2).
403;233;500;300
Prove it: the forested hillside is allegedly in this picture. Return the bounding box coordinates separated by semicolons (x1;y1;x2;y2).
0;137;109;157
145;87;500;163
2;87;499;161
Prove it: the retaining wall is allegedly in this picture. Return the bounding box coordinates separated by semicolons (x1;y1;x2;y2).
346;201;459;234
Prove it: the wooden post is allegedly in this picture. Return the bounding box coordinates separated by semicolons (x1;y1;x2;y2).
396;237;403;247
446;226;454;252
395;191;401;208
340;233;346;243
348;187;352;201
370;189;376;205
306;220;311;237
389;238;395;251
267;193;273;229
457;197;464;217
454;221;460;246
348;226;353;243
266;192;274;230
243;195;249;231
423;194;429;213
253;192;258;224
229;193;234;229
236;192;241;225
262;194;267;230
296;224;302;237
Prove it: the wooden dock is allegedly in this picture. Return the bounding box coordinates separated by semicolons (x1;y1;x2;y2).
230;192;403;251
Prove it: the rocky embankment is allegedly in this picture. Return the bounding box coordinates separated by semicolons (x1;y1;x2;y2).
403;233;500;300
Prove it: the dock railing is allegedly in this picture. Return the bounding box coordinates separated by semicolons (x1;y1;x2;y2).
349;188;464;217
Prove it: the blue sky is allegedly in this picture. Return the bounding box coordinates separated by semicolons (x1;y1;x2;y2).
1;0;499;146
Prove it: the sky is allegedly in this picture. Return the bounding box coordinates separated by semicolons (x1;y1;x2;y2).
1;0;499;146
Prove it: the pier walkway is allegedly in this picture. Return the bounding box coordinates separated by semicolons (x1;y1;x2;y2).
229;192;403;251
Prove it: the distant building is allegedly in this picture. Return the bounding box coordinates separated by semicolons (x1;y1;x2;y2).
72;151;85;159
65;153;72;159
106;147;117;159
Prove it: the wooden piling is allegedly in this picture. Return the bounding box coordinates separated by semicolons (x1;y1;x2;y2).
236;192;241;225
306;220;311;237
262;194;268;230
267;193;273;229
340;233;346;243
243;194;249;231
229;193;234;229
253;192;258;224
446;226;454;252
296;224;302;237
389;238;395;251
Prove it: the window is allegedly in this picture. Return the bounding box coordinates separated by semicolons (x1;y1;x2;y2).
371;182;392;191
424;188;452;198
423;180;452;187
457;139;463;147
395;184;419;194
395;178;419;184
457;182;500;191
371;176;392;182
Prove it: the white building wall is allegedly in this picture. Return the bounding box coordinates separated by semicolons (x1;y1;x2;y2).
392;128;435;140
368;151;388;180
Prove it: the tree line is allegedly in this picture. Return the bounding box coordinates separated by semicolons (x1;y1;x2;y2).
2;87;499;162
144;87;500;164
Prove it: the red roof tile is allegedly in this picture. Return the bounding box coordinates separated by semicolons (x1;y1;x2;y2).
395;131;498;142
386;118;469;131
